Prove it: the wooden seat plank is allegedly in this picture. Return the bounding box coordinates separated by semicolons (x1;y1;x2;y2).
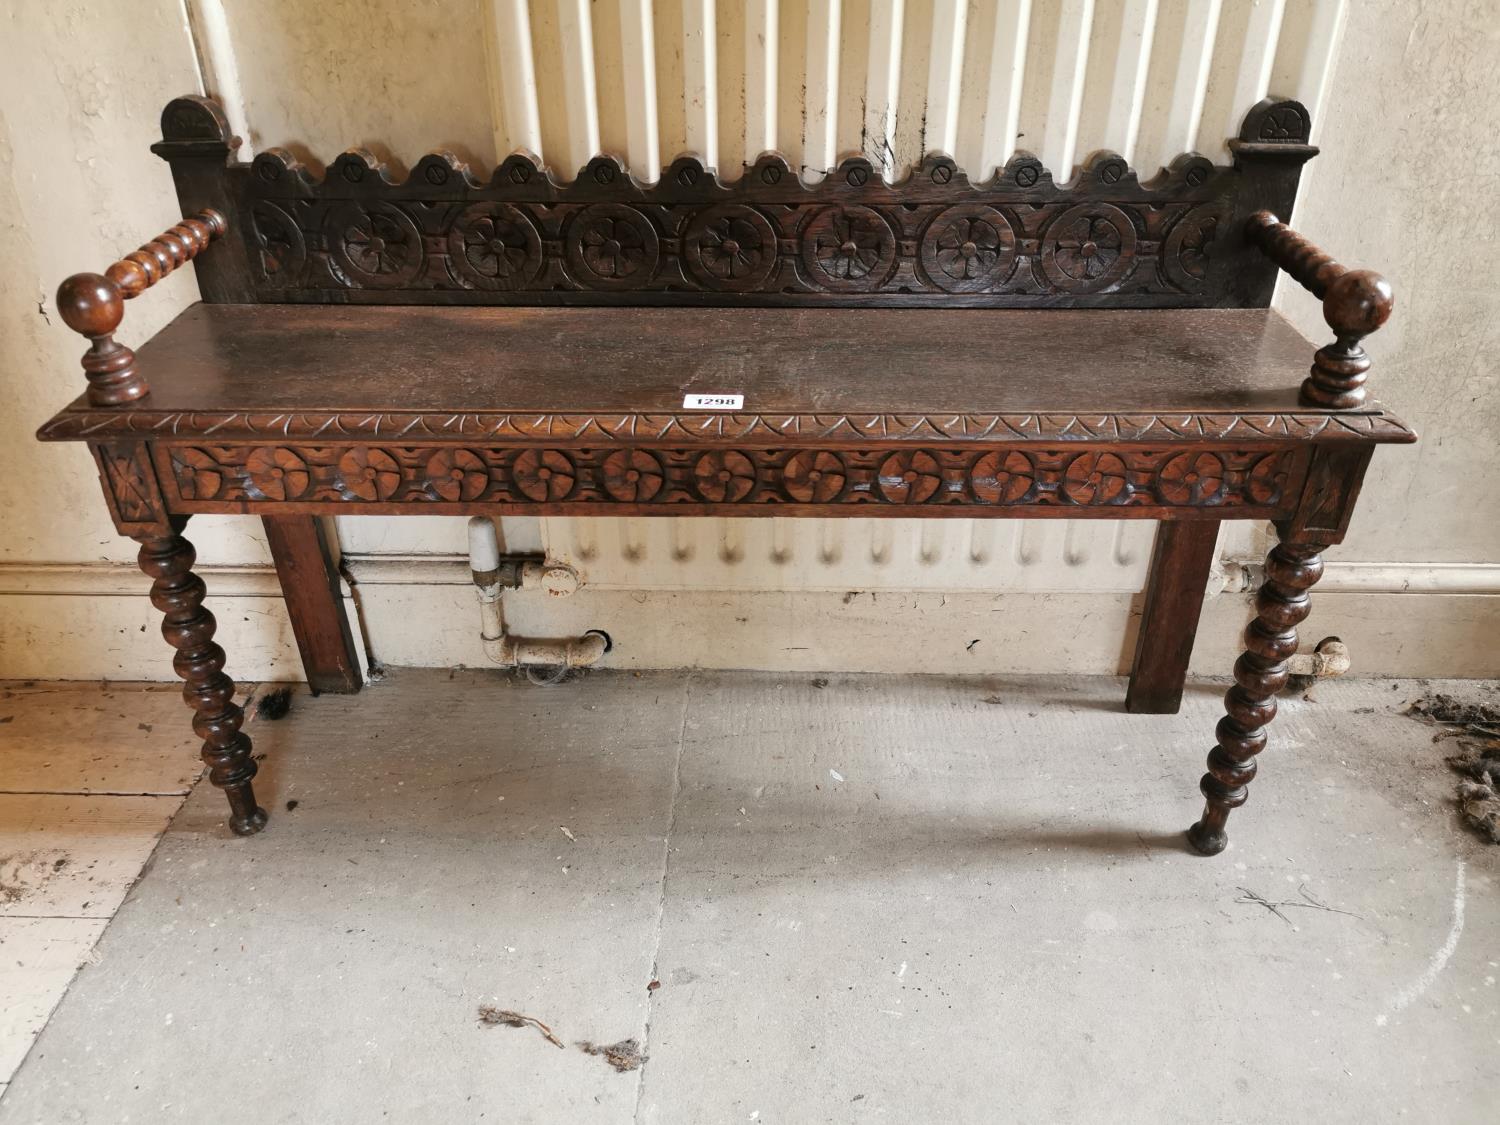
40;304;1410;440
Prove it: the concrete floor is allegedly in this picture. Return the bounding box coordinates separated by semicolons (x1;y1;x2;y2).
0;670;1495;1123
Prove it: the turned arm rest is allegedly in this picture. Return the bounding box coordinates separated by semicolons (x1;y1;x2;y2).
56;209;227;406
1245;210;1394;410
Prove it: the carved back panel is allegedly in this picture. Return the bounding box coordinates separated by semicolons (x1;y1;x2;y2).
152;96;1317;311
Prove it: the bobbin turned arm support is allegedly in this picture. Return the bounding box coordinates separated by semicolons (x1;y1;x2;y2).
55;209;227;406
1245;210;1394;410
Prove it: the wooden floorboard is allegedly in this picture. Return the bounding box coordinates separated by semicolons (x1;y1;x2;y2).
0;794;182;918
0;682;258;1089
0;684;206;796
0;918;109;1080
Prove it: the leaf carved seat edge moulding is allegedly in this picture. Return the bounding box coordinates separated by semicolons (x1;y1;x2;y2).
37;409;1418;445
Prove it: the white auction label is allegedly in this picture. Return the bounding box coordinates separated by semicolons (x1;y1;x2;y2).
682;393;744;410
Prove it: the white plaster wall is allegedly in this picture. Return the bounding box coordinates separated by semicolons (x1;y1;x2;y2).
0;1;268;570
1273;0;1500;568
0;0;1495;682
0;2;296;682
213;0;496;168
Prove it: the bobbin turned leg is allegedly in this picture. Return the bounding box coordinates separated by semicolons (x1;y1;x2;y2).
1186;537;1326;856
136;518;267;835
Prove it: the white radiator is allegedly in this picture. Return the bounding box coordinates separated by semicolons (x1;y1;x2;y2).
544;516;1158;591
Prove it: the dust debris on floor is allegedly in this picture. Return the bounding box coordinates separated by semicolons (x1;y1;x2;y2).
1;850;72;906
254;687;294;721
474;1004;644;1072
476;1006;564;1049
577;1038;646;1073
1454;781;1500;843
1234;885;1360;927
1406;690;1500;843
1406;692;1500;727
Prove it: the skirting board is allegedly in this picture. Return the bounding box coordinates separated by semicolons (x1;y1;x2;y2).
1;559;1497;681
0;575;360;685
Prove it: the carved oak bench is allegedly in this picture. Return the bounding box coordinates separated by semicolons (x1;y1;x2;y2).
38;95;1412;855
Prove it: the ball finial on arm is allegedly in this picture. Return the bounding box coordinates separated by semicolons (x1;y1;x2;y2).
1323;269;1394;342
1244;212;1394;410
57;273;125;339
55;209;227;407
56;272;145;406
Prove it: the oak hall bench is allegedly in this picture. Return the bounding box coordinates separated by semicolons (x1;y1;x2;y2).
38;96;1412;855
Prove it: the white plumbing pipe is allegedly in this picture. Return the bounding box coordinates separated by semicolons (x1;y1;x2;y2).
467;517;607;675
475;587;608;667
469;513;501;575
1286;637;1350;679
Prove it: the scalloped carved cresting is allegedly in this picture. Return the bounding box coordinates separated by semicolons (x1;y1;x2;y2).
239;145;1239;306
162;444;1303;514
